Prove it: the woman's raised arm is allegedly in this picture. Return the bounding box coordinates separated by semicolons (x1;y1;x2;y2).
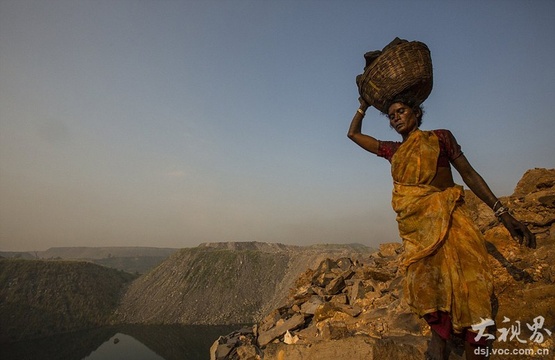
347;99;380;154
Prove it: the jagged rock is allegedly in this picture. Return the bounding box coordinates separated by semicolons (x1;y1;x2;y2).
318;320;351;340
349;280;366;303
283;330;299;345
313;302;337;323
257;313;306;347
325;274;346;295
300;296;323;315
378;242;402;257
334;303;362;317
538;193;555;207
330;293;348;306
258;309;281;332
210;327;260;360
210;338;234;360
315;258;338;274
336;257;353;271
365;267;395;282
513;168;555;198
312;272;334;288
235;345;259;360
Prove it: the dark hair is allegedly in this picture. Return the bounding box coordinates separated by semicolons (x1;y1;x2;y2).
383;94;424;126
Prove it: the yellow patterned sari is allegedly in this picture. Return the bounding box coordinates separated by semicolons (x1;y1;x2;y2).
391;129;493;333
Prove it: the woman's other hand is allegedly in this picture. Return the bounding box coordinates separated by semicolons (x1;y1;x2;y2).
499;213;537;248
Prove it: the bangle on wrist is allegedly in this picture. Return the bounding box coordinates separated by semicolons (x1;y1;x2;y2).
492;200;501;211
357;108;365;116
494;205;509;220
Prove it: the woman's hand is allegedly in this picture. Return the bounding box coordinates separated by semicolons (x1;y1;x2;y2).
452;153;537;249
498;212;537;248
358;97;369;111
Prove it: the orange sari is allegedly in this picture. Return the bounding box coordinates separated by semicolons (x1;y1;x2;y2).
391;129;493;333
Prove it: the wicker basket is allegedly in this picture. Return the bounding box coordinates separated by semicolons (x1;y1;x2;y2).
357;40;433;113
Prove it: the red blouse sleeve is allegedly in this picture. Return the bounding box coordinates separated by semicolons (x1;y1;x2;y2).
434;129;463;161
377;140;401;162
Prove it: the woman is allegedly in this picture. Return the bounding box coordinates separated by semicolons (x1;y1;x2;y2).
347;95;536;360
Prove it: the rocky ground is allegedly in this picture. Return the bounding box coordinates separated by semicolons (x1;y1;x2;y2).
210;168;555;360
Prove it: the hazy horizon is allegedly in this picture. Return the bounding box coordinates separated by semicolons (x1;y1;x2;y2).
1;0;554;252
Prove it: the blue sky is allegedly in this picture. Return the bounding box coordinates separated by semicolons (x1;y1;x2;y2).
1;0;554;251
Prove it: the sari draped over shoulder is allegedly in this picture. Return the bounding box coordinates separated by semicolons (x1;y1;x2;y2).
391;130;493;333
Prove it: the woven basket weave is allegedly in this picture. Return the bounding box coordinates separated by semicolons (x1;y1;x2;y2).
357;41;433;113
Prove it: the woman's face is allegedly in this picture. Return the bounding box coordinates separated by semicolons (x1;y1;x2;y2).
388;102;419;138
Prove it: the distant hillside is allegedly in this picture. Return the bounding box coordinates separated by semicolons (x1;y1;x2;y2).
116;242;375;325
0;247;179;274
0;251;36;260
0;259;136;342
36;246;178;260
